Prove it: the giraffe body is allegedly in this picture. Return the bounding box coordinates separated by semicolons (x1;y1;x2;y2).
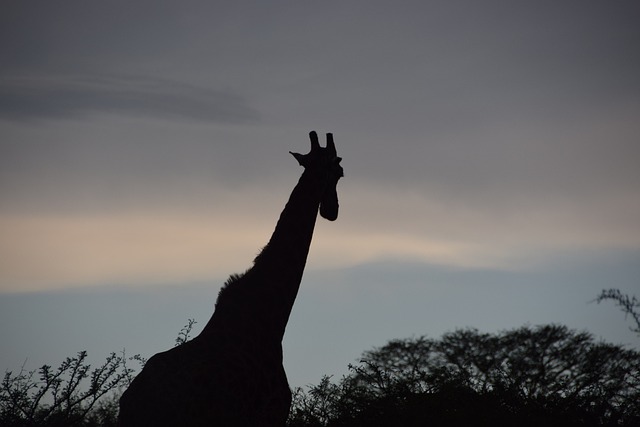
119;132;343;426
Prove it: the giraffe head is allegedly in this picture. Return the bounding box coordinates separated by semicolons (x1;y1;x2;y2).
290;131;344;221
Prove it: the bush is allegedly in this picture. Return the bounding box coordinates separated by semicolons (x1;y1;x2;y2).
0;351;135;427
0;319;201;427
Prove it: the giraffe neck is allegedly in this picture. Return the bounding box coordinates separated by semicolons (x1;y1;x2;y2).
202;167;327;344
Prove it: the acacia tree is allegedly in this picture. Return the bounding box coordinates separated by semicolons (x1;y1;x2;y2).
0;351;133;427
0;320;195;427
289;325;640;427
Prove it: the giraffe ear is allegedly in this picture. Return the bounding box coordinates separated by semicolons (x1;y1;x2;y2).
290;151;305;166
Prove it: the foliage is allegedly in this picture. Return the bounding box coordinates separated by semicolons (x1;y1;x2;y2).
174;318;198;347
0;318;193;427
0;351;133;427
595;289;640;335
288;325;640;426
5;320;639;426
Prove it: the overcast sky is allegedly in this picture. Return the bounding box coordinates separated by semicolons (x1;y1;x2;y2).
1;1;639;388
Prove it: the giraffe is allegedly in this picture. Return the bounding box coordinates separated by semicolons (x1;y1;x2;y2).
118;131;344;426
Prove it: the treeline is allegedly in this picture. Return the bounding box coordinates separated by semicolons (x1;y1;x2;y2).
2;324;639;426
288;324;640;426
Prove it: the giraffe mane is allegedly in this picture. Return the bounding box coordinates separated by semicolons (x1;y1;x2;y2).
215;271;247;306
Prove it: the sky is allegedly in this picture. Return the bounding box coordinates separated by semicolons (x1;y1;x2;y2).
1;1;639;389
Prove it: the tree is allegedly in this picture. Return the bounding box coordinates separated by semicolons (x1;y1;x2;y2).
0;319;196;427
0;351;133;427
289;325;640;426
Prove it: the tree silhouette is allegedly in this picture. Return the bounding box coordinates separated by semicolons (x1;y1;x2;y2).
0;351;132;427
0;319;193;427
5;323;639;426
289;325;640;426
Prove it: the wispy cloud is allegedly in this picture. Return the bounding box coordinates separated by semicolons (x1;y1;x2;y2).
0;211;272;293
0;74;258;122
2;180;638;293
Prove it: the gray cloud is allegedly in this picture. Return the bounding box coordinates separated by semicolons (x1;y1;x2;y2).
0;1;195;72
2;1;639;239
0;74;258;122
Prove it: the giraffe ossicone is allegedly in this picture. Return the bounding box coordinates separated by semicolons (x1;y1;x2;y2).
119;131;343;426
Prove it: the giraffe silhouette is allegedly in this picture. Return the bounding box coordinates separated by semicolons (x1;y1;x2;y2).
119;131;344;426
